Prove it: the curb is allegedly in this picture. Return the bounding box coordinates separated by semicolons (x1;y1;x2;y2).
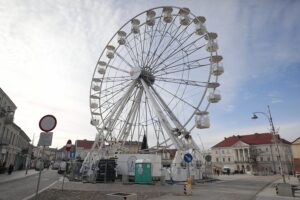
0;171;40;185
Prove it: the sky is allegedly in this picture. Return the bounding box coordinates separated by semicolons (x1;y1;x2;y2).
0;0;299;150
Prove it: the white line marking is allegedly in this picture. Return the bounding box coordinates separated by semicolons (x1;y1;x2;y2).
22;180;57;200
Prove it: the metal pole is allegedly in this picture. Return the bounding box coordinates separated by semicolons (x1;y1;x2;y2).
35;145;45;200
267;105;286;183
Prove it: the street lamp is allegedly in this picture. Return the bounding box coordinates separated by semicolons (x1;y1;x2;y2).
251;105;286;183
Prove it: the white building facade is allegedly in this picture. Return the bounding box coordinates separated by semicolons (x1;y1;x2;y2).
211;133;293;175
0;88;31;169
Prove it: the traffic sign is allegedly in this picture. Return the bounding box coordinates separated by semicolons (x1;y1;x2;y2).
39;115;57;132
205;155;212;162
37;132;53;146
66;139;72;152
183;153;193;163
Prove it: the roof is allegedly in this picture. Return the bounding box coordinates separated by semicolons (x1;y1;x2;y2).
292;137;300;144
58;144;75;152
212;133;291;148
76;139;94;149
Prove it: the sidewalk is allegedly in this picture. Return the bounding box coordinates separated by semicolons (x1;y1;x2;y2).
256;175;300;199
0;169;39;184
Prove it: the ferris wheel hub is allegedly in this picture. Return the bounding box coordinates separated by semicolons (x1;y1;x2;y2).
129;67;155;85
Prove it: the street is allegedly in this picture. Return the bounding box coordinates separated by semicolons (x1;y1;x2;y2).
30;175;281;200
0;170;59;200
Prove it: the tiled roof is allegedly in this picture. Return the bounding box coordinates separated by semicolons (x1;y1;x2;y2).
76;139;94;149
212;133;291;148
58;144;75;152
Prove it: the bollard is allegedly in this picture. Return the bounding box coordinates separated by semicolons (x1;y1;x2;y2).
184;178;192;196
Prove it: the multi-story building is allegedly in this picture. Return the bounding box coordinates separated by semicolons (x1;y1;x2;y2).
75;139;94;160
0;88;31;170
211;133;293;175
291;137;300;175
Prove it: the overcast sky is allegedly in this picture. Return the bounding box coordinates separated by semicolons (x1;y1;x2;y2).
0;0;299;149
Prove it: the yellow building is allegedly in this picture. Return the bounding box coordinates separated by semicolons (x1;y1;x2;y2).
291;137;300;175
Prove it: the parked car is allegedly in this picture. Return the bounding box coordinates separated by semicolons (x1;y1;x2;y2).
51;161;60;170
58;161;66;174
35;159;44;171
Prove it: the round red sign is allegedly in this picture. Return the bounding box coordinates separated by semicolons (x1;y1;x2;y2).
66;139;72;151
39;115;57;132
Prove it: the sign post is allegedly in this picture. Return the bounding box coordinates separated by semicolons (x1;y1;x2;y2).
62;139;72;191
183;153;193;196
35;115;56;200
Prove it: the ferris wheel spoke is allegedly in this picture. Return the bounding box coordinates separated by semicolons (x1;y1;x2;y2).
153;34;206;72
143;15;163;66
116;87;143;142
100;79;131;95
122;41;140;68
150;85;185;130
133;35;142;67
155;77;210;87
149;20;194;69
139;25;147;66
153;83;197;109
145;15;178;67
145;94;160;146
108;64;130;74
155;63;210;77
101;80;138;128
154;55;209;74
114;51;135;68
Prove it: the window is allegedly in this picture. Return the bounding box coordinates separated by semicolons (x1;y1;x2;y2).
222;150;225;154
223;158;225;162
216;158;219;162
228;157;231;162
215;151;218;154
227;149;230;154
260;157;263;162
267;157;270;161
266;147;268;152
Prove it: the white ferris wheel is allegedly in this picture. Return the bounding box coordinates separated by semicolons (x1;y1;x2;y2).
89;6;224;158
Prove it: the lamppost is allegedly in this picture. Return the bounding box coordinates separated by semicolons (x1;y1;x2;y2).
251;105;286;183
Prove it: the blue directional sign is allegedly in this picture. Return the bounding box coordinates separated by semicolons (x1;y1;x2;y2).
183;153;193;163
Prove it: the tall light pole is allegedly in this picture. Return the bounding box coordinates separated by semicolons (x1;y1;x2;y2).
251;105;286;183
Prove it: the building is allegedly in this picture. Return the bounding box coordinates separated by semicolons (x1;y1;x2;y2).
56;145;76;161
0;88;31;170
291;137;300;175
75;139;94;160
211;133;293;175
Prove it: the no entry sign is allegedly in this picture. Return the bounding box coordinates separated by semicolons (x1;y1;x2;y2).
66;140;72;152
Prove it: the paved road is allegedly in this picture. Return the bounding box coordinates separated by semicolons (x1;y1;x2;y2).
0;170;59;200
148;175;279;200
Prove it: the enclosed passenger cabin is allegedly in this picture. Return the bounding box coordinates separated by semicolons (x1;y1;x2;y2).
117;31;127;45
163;7;173;23
193;16;207;35
131;19;140;34
98;61;107;74
179;8;190;26
106;45;115;59
146;10;156;26
205;32;219;52
195;111;210;129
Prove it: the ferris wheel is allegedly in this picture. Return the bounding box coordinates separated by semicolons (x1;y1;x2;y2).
89;6;223;154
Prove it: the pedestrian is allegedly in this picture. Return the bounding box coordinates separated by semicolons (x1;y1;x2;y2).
8;164;14;175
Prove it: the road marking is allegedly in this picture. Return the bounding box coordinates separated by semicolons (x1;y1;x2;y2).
22;180;57;200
